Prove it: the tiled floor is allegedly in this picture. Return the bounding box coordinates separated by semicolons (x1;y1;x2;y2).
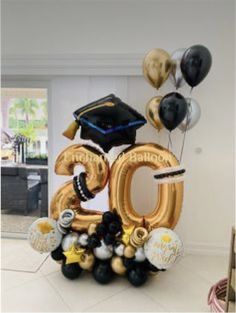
1;238;228;312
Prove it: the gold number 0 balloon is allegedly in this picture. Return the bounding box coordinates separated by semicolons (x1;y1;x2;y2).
109;143;183;231
50;144;109;231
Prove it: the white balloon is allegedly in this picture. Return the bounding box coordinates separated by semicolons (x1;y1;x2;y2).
114;243;125;257
78;233;89;246
144;228;183;269
135;247;146;262
94;240;113;260
178;98;201;132
170;48;186;89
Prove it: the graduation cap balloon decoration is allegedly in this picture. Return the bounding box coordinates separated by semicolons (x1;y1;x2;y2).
63;94;146;152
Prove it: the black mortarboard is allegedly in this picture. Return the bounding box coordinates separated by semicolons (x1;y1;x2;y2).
63;94;146;152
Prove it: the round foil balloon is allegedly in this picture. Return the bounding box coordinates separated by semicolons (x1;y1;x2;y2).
144;228;183;269
28;218;62;253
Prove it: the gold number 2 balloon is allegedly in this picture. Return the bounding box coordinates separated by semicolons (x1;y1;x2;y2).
109;143;183;231
50;144;109;231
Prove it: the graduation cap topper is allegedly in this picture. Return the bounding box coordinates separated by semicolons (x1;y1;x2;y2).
63;94;146;152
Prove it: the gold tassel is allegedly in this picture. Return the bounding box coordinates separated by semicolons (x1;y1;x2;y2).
62;121;79;140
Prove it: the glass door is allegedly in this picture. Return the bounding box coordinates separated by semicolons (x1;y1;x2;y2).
1;88;48;237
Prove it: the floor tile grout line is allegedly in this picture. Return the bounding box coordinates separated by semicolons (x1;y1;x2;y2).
81;285;131;312
177;261;226;286
44;274;74;313
1;254;50;274
141;289;170;313
1;269;45;293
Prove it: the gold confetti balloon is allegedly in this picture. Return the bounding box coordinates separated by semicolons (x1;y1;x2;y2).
144;228;183;269
28;218;62;253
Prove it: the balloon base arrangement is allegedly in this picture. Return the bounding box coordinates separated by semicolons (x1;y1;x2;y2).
29;212;183;286
28;45;211;287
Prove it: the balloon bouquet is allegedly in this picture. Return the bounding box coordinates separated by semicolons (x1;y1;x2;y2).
28;45;212;287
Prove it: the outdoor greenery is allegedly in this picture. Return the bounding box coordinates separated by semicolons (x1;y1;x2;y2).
9;98;47;142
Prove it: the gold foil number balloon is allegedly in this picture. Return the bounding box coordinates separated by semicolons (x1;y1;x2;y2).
145;96;164;131
143;49;172;89
109;143;183;231
50;144;109;231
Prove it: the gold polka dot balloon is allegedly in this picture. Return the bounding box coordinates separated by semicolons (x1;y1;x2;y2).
28;218;62;253
144;228;183;269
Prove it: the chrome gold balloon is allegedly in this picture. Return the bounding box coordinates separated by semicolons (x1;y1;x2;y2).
143;49;172;89
124;245;136;258
109;143;183;231
145;96;163;131
111;256;126;275
79;252;95;271
50;144;109;231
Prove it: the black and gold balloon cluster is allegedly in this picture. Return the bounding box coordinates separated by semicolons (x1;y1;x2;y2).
50;211;160;287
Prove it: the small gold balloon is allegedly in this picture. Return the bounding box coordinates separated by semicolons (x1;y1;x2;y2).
79;252;95;271
143;49;172;89
88;223;97;235
111;256;126;275
145;96;164;131
130;227;149;248
124;245;136;258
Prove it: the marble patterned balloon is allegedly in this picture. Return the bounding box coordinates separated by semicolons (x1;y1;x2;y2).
28;218;62;253
144;228;183;269
62;232;79;251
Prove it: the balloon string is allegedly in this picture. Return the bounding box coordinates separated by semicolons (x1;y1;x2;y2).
167;132;172;151
179;87;193;162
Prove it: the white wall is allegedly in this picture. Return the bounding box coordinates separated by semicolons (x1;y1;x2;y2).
2;0;235;254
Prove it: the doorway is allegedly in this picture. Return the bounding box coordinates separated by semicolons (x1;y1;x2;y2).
1;87;48;237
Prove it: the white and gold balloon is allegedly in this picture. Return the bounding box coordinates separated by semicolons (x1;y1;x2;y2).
144;228;183;269
28;218;62;253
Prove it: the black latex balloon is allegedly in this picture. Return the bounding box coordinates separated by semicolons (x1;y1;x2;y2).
51;245;65;262
61;261;82;280
127;266;148;287
73;94;146;153
159;92;188;131
92;261;114;284
180;45;212;87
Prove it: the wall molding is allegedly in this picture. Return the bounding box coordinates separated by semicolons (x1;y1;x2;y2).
184;242;229;256
2;54;144;77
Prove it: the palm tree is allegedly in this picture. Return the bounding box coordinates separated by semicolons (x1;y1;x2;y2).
41;100;48;127
11;98;39;124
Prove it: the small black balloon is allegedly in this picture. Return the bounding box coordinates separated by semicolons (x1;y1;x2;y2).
102;211;116;224
127;267;147;287
104;233;116;245
92;261;114;284
143;259;159;273
108;221;121;234
61;261;82;280
51;245;65;261
123;258;136;270
96;223;108;237
87;234;101;249
181;45;212;87
159;92;188;131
